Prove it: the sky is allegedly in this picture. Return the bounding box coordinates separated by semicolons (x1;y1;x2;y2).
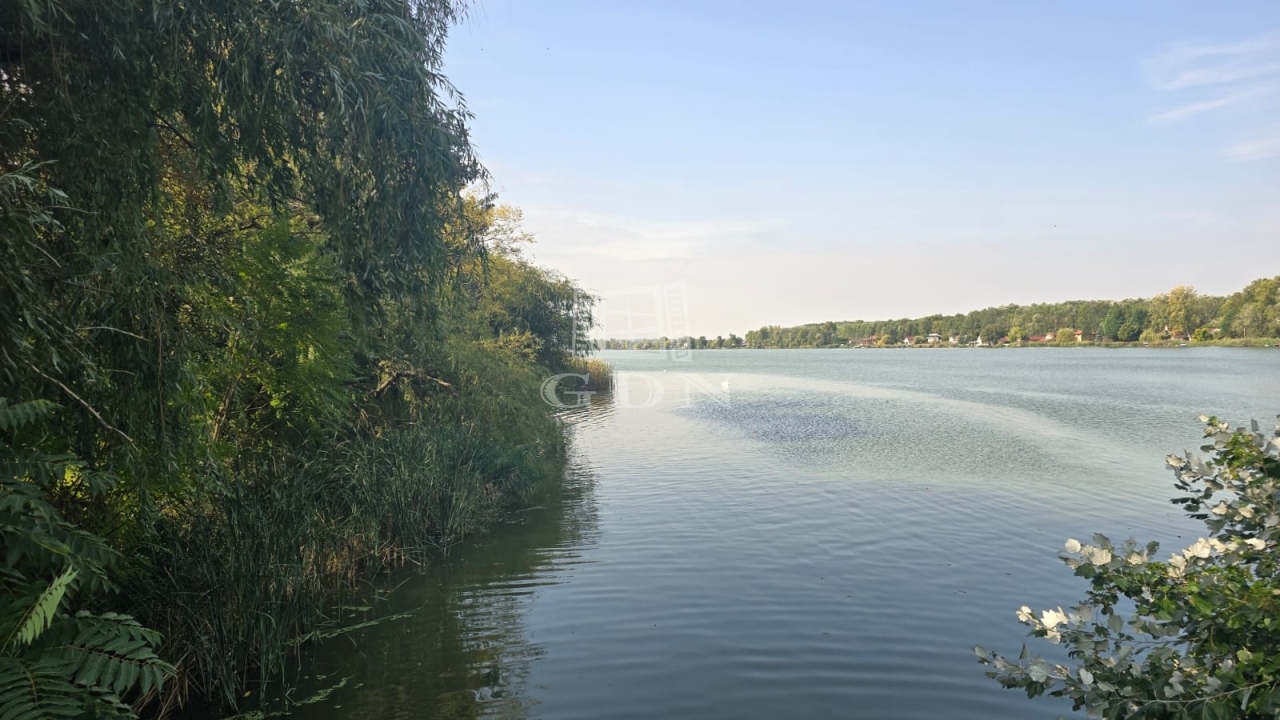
443;1;1280;337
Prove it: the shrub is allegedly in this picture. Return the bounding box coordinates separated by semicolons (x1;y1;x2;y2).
976;415;1280;718
1;399;173;718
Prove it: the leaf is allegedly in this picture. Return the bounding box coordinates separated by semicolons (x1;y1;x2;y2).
1;568;77;652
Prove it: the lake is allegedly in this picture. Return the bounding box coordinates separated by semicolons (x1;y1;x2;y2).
265;348;1280;719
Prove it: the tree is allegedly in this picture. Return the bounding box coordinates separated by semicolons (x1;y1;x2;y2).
1056;327;1077;346
0;1;607;711
1166;286;1198;337
1009;326;1025;344
1102;306;1124;341
977;415;1280;719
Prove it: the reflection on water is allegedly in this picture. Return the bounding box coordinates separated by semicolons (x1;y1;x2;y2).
254;424;602;720
254;348;1280;719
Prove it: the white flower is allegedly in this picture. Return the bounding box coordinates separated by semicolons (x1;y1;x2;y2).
1183;538;1213;559
1082;546;1112;566
1245;537;1267;550
1211;501;1230;516
1239;505;1255;518
1079;668;1094;686
1016;606;1034;623
1064;538;1082;553
1041;608;1069;629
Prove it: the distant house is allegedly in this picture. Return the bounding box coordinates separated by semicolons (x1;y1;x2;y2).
1074;330;1084;342
1044;332;1056;342
948;335;959;344
903;336;915;346
1029;335;1047;342
927;333;942;344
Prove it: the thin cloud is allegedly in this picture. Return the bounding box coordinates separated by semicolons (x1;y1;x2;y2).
1224;130;1280;161
1145;33;1280;91
521;206;772;262
1147;90;1261;123
1144;31;1280;159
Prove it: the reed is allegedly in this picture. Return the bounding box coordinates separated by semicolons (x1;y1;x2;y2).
564;356;615;392
127;347;567;711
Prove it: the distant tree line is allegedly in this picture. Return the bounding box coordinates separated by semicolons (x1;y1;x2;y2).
740;278;1280;348
601;335;744;350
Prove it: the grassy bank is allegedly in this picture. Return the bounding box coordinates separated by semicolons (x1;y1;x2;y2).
0;2;612;716
128;342;573;711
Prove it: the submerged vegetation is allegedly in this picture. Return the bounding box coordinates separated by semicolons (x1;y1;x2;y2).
0;0;601;715
978;416;1280;718
742;278;1280;348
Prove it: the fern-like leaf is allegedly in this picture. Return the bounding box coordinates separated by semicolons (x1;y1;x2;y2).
0;400;58;435
0;569;77;654
41;613;173;697
0;656;85;720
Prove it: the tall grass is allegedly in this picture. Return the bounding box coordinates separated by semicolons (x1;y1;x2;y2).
127;345;566;711
563;356;614;392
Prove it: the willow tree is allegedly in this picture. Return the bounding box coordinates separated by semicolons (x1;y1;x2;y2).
2;0;492;711
1;0;481;502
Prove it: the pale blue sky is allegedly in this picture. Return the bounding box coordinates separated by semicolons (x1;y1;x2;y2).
445;1;1280;336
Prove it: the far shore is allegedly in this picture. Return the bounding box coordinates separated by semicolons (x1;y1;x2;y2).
605;338;1279;351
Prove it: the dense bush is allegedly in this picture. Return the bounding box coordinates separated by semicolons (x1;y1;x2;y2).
976;415;1280;718
1;0;600;714
1;399;173;718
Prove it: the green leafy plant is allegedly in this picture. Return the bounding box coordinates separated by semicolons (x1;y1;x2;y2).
1;399;173;718
976;414;1280;719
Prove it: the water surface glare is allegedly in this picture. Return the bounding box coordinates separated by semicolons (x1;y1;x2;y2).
272;348;1280;719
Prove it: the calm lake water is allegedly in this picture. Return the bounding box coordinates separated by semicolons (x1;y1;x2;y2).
264;348;1280;719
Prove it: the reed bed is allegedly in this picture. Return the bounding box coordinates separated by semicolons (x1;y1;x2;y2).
564;356;615;392
128;351;567;711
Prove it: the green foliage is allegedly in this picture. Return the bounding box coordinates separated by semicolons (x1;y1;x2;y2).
1057;327;1078;347
1117;320;1143;343
1;399;173;719
976;415;1280;718
741;279;1280;348
1222;278;1280;339
0;0;599;713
